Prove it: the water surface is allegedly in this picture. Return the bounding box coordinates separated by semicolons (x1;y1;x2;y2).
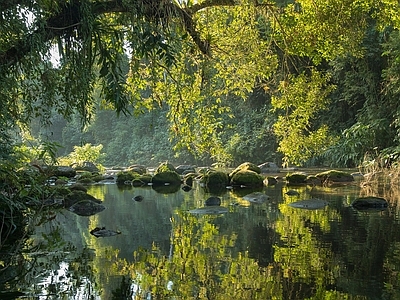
6;175;400;299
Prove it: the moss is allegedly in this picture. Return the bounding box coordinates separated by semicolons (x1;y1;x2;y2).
229;162;261;178
152;171;181;185
315;170;354;183
155;162;177;174
286;173;307;185
202;171;229;186
64;190;101;208
230;170;264;187
116;170;141;185
77;177;94;184
138;174;153;184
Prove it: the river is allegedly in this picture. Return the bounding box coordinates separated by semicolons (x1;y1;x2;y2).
2;170;400;299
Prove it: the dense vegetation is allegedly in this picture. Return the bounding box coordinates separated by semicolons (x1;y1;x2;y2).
2;0;400;168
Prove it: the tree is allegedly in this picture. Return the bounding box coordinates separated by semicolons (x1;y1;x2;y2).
0;0;398;164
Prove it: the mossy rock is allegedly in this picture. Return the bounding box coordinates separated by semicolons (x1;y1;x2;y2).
286;173;307;185
306;175;322;185
352;197;388;210
68;200;105;216
64;190;102;208
152;171;181;185
116;170;141;185
138;174;153;184
127;164;147;175
201;171;229;187
229;162;261;178
263;176;278;186
69;183;88;192
77;177;94;184
155;162;177;174
315;170;354;183
230;170;264;187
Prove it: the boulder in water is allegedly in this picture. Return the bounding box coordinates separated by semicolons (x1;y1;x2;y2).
205;196;221;206
90;227;121;238
189;206;228;215
243;192;270;203
288;199;328;210
68;200;106;216
352;197;388;210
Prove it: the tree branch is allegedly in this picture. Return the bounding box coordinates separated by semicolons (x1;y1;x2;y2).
0;0;238;67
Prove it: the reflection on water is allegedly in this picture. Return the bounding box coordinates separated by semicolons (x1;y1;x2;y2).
4;177;400;299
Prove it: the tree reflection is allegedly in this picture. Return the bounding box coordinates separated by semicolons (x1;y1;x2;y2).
113;211;282;299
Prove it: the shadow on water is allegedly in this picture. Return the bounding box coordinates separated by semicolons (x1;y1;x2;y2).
3;170;400;299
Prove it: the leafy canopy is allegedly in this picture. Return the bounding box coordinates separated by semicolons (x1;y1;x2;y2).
1;0;399;164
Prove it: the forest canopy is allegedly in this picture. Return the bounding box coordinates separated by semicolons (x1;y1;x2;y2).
1;0;400;167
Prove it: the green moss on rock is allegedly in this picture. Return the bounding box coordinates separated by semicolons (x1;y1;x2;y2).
116;171;141;185
229;162;261;178
155;162;177;174
230;170;264;187
152;171;181;185
286;173;307;185
201;171;229;186
316;170;354;183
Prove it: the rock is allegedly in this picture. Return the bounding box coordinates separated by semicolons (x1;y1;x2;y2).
230;170;264;187
288;199;328;210
155;162;177;174
176;165;196;175
72;161;99;173
258;162;280;173
152;171;181;185
52;166;77;178
68;200;106;216
263;176;278;185
69;183;88;192
183;173;196;186
182;185;192;192
352;197;388;210
126;164;147;174
205;196;221;206
116;170;141;185
286;173;308;185
229;162;261;178
315;170;354;184
133;195;144;202
63;190;102;208
243;192;270;203
90;227;121;238
189;206;229;215
285;189;300;196
201;171;229;187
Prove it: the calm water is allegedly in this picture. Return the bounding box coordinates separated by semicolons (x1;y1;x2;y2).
4;174;400;299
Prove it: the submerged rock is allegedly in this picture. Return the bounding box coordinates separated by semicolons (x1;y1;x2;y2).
288;199;328;210
189;206;228;215
68;200;106;216
90;227;121;238
285;189;300;196
352;197;388;210
133;195;144;202
205;196;221;206
243;192;270;204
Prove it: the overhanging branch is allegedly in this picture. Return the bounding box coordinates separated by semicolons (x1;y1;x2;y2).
0;0;239;67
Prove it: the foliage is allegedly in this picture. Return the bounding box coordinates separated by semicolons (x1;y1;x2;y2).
1;0;400;168
272;69;337;167
59;143;105;168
